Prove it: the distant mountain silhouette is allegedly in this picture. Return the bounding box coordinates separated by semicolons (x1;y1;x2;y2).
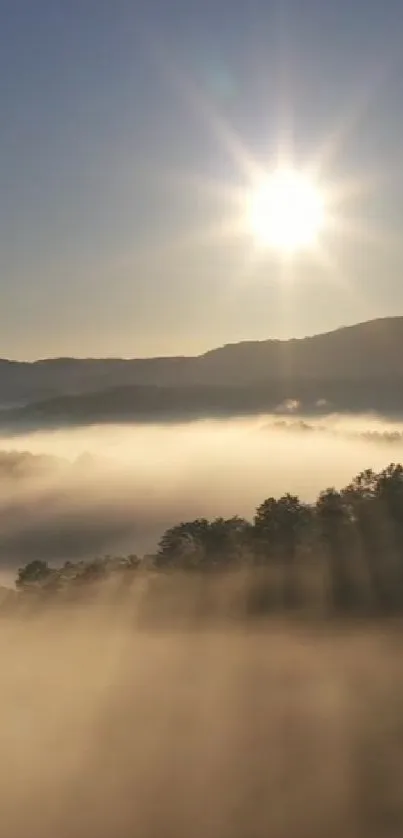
1;317;403;428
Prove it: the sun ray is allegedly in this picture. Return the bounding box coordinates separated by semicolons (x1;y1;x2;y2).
310;50;400;177
124;38;395;313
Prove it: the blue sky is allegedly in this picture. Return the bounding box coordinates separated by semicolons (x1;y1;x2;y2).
1;0;403;358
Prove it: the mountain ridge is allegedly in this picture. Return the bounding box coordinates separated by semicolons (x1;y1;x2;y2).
1;316;402;365
1;317;403;421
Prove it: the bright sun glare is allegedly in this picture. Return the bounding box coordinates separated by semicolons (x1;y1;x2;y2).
247;168;325;254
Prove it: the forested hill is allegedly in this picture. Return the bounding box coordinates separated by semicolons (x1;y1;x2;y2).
12;463;403;617
1;317;403;407
1;317;403;426
2;376;403;431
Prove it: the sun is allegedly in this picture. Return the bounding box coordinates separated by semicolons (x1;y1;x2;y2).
247;168;326;254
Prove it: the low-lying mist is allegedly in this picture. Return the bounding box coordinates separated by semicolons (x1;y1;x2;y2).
1;413;403;577
2;600;403;838
4;416;403;837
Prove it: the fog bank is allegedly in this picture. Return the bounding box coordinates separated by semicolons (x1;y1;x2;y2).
1;414;403;573
1;607;403;837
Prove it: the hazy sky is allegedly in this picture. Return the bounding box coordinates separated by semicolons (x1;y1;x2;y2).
2;0;403;359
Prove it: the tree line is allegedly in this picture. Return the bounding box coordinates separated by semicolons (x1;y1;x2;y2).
14;463;403;615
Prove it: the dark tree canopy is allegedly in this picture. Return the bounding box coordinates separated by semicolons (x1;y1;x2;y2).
12;462;403;617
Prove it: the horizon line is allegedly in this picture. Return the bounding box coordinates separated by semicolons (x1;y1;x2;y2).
0;315;401;365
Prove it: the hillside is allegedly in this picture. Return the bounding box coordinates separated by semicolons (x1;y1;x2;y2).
2;377;403;431
1;317;403;426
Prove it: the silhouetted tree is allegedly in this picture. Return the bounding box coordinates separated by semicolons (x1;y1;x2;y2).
316;488;356;611
156;517;252;570
156;519;210;570
254;494;312;607
373;464;403;607
343;470;391;611
16;559;52;590
203;517;253;568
